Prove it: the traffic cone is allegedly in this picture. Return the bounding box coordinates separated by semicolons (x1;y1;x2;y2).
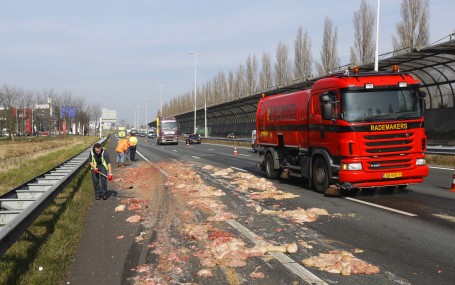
186;140;189;147
234;146;238;156
450;168;455;192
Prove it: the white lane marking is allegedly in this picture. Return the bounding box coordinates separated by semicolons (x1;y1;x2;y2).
429;166;454;171
137;151;147;161
137;151;169;177
192;156;200;159
231;166;246;172
345;197;417;217
227;220;327;285
238;154;251;157
208;149;215;151
172;149;177;152
432;213;455;223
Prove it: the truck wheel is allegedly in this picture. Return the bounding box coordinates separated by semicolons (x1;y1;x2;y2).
265;153;279;179
313;157;329;193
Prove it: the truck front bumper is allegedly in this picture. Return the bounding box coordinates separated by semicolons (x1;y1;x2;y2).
338;165;429;188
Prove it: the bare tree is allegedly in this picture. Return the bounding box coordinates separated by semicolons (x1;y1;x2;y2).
245;54;258;95
316;17;340;76
227;71;235;100
274;41;292;87
294;26;313;80
234;64;245;98
392;0;430;52
0;84;21;141
259;52;273;91
350;0;375;65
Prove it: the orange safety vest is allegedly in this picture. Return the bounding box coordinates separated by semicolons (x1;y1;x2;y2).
116;139;129;153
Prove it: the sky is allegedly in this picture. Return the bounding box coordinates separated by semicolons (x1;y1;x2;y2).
0;0;453;126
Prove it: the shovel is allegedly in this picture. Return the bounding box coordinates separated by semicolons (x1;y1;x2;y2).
96;170;132;189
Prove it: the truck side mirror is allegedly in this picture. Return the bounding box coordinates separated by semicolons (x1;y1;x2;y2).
320;92;336;120
418;90;426;115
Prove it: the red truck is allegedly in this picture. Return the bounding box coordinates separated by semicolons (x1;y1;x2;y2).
256;66;429;194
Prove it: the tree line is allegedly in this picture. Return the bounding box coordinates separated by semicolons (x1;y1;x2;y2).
161;0;430;117
0;85;101;141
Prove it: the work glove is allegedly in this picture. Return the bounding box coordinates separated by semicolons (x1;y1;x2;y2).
108;174;113;181
94;168;99;174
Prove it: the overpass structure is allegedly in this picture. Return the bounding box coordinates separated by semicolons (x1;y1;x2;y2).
154;34;455;144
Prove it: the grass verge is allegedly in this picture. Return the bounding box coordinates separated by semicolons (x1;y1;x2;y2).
0;166;93;285
0;136;98;195
425;154;455;168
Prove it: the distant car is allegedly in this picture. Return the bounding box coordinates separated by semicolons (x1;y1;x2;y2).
187;133;201;144
147;131;156;138
227;133;236;139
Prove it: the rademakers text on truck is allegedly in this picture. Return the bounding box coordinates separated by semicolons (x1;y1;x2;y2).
255;66;429;194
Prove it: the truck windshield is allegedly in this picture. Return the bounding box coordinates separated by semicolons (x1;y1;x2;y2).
162;122;178;130
341;88;422;122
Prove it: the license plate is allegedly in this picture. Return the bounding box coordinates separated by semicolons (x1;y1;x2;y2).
383;172;402;179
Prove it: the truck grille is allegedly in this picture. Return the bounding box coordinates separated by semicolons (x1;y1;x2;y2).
363;133;414;154
362;132;415;171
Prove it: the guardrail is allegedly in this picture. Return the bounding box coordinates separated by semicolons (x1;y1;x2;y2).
0;138;106;256
201;137;455;156
426;146;455;155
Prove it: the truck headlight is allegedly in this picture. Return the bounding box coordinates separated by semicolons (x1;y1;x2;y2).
342;163;362;171
416;158;426;166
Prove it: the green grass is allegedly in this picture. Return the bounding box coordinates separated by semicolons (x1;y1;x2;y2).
0;136;100;284
0;136;98;195
0;166;93;285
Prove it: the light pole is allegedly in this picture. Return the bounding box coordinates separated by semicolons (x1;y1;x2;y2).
204;99;207;138
157;84;165;116
136;106;141;129
144;97;151;131
374;0;380;72
190;51;197;133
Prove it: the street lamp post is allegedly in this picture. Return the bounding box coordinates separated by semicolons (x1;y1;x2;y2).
204;99;207;138
157;84;165;116
137;106;141;129
190;51;197;133
144;97;151;131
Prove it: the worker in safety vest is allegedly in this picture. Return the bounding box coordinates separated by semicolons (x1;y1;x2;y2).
115;136;129;167
89;143;112;200
128;132;138;161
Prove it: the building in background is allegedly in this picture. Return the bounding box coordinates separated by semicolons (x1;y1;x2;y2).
101;108;117;130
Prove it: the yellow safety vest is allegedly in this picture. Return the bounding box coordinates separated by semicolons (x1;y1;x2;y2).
91;149;108;170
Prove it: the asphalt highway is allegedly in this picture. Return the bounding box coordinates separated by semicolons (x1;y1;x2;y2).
134;138;455;285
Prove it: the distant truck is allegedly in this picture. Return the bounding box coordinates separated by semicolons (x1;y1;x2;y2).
118;127;126;138
256;66;429;194
156;117;179;145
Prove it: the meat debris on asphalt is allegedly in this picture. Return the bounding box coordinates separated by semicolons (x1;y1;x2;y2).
110;161;379;284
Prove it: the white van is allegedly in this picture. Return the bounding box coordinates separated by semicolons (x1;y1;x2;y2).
251;130;257;152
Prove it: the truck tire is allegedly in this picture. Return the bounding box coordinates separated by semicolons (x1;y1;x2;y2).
313;157;329;193
265;152;279;179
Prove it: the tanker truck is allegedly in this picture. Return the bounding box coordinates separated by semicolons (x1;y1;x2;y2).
255;66;429;194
